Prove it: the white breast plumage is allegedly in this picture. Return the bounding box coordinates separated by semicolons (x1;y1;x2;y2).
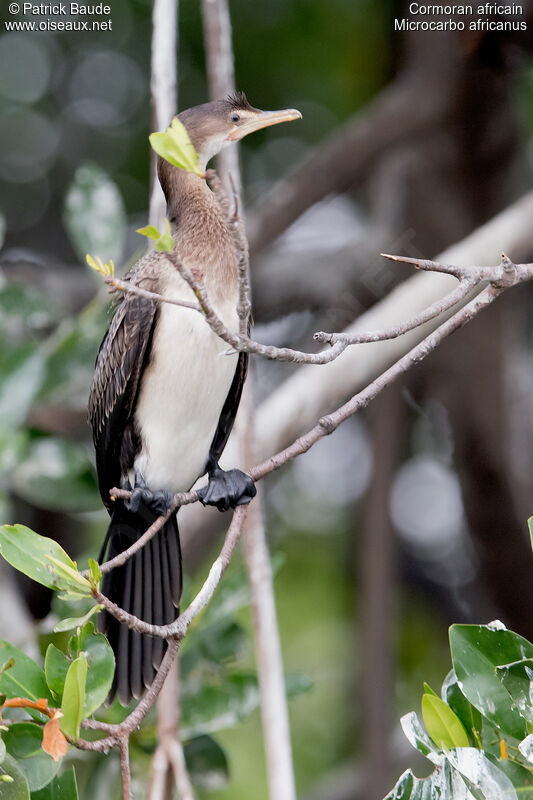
133;272;238;493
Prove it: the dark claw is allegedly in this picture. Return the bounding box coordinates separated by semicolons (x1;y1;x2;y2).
197;467;256;512
125;472;173;515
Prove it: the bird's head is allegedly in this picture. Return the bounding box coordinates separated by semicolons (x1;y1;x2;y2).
175;92;302;170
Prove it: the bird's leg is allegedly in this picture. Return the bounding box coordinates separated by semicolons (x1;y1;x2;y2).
197;458;256;512
125;471;174;516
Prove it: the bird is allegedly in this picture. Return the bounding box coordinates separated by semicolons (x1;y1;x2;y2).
88;92;302;704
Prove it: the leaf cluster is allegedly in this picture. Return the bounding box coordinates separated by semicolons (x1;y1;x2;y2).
0;524;311;795
386;622;533;799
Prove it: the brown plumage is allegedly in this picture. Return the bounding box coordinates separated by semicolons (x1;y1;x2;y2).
88;96;301;704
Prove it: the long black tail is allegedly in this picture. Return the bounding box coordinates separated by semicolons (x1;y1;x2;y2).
98;502;182;705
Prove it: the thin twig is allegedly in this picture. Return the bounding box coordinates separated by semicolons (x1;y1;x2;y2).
120;737;131;800
93;282;504;636
76;638;180;752
168;738;195;800
104;276;200;313
94;507;248;637
109;253;525;366
314;277;476;346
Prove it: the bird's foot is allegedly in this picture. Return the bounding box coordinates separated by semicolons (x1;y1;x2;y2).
125;472;174;516
197;465;256;512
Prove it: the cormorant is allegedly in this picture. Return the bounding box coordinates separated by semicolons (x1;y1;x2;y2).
88;93;301;704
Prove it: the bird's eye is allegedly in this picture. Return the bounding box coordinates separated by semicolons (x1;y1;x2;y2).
231;113;240;122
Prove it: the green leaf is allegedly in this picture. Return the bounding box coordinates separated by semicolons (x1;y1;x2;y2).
441;669;482;747
137;218;174;253
81;631;114;716
12;438;100;514
445;748;518;799
421;694;469;749
449;624;533;740
37;310;107;411
0;526;91;596
0;659;15;679
3;724;59;792
85;254;114;277
181;673;261;739
30;767;79;800
400;711;440;760
384;762;459;799
181;620;248;676
53;605;104;634
154;234;174;253
60;656;87;741
285;672;314;698
496;658;533;726
135;225;160;241
0;346;46;430
424;682;438;696
184;736;229;790
88;560;102;587
0;643;53;706
0;429;28;482
44;647;70;701
0;753;30;799
0;284;60;340
149;119;204;177
63;163;126;266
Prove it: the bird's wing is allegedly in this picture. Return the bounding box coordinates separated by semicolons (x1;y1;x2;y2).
207;351;248;466
88;291;158;509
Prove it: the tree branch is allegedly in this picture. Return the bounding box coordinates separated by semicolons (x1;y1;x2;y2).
108;248;527;365
243;486;297;800
94;275;508;638
149;0;178;231
251;190;533;460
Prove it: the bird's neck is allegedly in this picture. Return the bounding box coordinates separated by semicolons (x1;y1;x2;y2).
163;168;238;299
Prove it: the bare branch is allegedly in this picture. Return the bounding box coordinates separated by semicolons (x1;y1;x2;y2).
149;0;178;231
110;249;529;367
76;638;180;752
243;487;297;800
94;507;248;636
252;190;533;459
94;278;505;637
168;738;195;800
201;0;240;193
147;657;194;800
119;737;131;800
314;278;475;346
104;276;200;313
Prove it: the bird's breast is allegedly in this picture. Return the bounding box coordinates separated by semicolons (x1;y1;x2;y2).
132;272;239;493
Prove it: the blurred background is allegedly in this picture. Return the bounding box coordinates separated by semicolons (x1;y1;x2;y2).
1;0;533;798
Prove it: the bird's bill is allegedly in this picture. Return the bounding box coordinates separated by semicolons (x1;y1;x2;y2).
226;108;302;141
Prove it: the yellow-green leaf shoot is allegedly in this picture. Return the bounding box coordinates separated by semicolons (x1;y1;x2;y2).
149;118;204;177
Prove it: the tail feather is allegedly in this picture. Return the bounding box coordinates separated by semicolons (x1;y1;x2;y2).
142;542;156;689
99;502;182;705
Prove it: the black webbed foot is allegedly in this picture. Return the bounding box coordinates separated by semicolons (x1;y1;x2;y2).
197;464;256;512
125;471;174;516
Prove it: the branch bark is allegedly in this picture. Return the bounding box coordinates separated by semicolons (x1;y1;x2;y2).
251;190;533;461
149;0;178;231
243;487;297;800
